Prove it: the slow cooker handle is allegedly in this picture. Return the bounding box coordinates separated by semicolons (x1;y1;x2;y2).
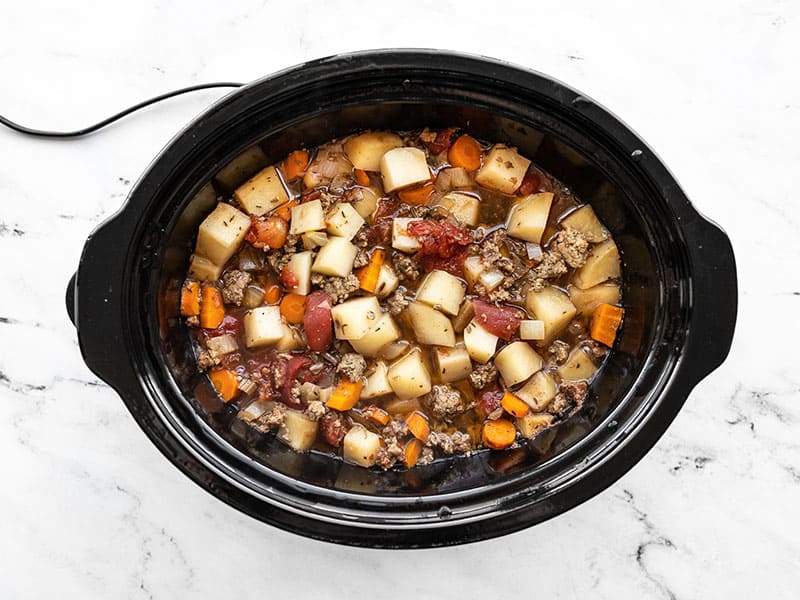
682;215;737;382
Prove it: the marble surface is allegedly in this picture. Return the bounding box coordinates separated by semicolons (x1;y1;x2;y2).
1;1;798;597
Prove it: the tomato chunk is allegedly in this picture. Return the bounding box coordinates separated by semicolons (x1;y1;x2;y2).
472;299;525;341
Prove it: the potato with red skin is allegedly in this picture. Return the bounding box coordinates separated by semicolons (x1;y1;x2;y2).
280;266;300;289
472;299;526;341
303;290;333;352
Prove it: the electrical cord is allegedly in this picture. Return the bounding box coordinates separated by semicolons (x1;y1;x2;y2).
0;82;244;139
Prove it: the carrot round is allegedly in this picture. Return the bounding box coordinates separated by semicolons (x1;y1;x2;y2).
264;284;282;305
180;281;200;317
354;168;371;187
280;293;307;324
398;182;435;205
501;392;530;418
199;286;225;329
481;418;516;449
404;438;423;468
590;303;625;347
283;150;309;181
448;135;482;172
355;249;386;293
327;379;363;411
406;411;430;441
209;368;239;402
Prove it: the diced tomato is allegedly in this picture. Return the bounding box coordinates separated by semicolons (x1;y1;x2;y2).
202;312;243;339
280;266;300;290
300;189;322;203
407;220;472;259
321;411;347;447
373;197;400;221
365;217;393;246
476;385;503;418
278;355;313;407
517;171;541;196
303;290;333;352
417;248;468;276
472;299;526;341
423;128;457;155
246;216;288;249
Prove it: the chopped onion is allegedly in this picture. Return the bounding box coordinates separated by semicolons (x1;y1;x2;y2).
238;246;264;271
478;268;505;292
206;333;238;356
238;378;258;396
242;284;265;308
526;242;543;261
238;399;273;422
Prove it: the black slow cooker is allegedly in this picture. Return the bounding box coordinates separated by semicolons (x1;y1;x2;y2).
66;50;737;547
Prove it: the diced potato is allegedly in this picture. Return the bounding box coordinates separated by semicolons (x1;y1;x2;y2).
351;187;379;220
301;231;328;250
331;296;382;340
278;409;318;451
434;166;472;191
506;193;554;244
515;370;557;411
284;251;312;295
234;166;290;216
516;412;554;438
311;236;358;277
343;131;403;171
275;322;303;351
188;254;223;282
214;144;268;190
525;286;577;344
348;312;401;356
569;282;621;317
387;349;432;400
560;205;609;243
474;145;531;194
374;265;399;299
380;147;431;193
406;302;456;347
326;202;365;240
478;268;505;292
415;270;466;316
558;347;598;381
463;255;485;287
378;340;411;361
243;306;283;348
289;199;325;235
494;341;543;386
360;361;393;399
519;320;545;340
463;319;499;364
573;239;621;289
392;217;422;253
195;203;252;266
432;345;472;383
434;192;480;226
343;425;382;467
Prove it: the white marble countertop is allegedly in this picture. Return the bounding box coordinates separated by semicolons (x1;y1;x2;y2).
1;1;798;597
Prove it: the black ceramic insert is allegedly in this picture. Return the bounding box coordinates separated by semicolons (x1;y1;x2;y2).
67;50;737;547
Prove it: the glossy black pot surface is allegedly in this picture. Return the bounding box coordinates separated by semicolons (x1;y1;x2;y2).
67;50;737;547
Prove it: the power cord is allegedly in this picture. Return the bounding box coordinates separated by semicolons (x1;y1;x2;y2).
0;82;244;139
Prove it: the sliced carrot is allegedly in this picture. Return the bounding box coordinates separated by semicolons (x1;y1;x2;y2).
590;303;625;347
501;392;530;418
354;168;371;187
199;286;225;329
280;293;307;324
406;411;430;441
282;150;309;181
448;135;482;172
209;368;239;402
481;418;516;449
398;182;435;205
180;281;200;317
403;438;423;468
264;284;282;305
363;404;391;426
275;199;299;222
355;248;386;293
327;379;363;411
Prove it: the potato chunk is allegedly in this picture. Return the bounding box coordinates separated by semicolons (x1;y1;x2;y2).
278;409;318;451
434;192;480;226
311;236;358;277
361;361;393;399
474;145;531;194
573;239;621;289
243;306;283;348
515;370;558;411
188;254;223;282
463;255;485;287
380;147;431;193
275;322;303;351
568;282;621;317
326;202;365;240
463;319;499;364
234;166;290;216
343;426;382;467
289;199;325;235
406;302;456;347
506;192;554;244
301;231;328;250
415;270;466;316
343;131;403;171
195;203;251;266
331;296;382;340
560;205;609;243
374;265;400;299
516;413;554;438
433;345;472;383
494;341;543;386
348;312;401;356
283;250;312;295
558;347;598;381
519;320;545;340
387;349;432;399
525;286;577;344
392;217;423;253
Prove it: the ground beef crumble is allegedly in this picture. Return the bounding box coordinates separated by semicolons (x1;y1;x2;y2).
252;403;287;433
424;385;467;420
311;273;360;304
547;340;570;365
304;400;327;421
386;289;409;316
552;227;590;268
393;253;420;281
427;431;473;454
468;363;498;389
336;353;367;381
221;269;252;306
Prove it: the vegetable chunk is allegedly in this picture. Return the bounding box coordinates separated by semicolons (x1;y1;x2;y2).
475;145;531;194
506;192;554;244
234;166;290;216
381;147;431;192
343;131;403;171
195;203;252;266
